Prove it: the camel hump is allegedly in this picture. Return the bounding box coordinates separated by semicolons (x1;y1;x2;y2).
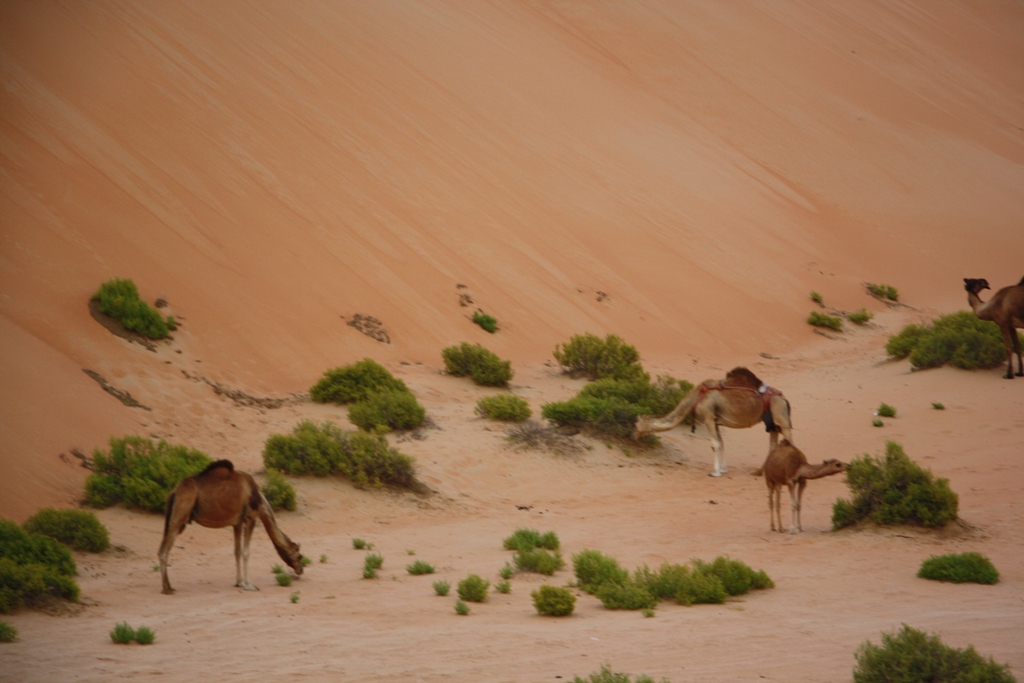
198;459;235;477
1018;275;1024;286
724;366;762;390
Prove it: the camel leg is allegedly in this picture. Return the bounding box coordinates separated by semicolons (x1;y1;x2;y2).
1008;325;1024;377
999;327;1018;379
705;417;726;476
768;484;781;532
158;524;181;595
234;517;259;590
788;480;806;534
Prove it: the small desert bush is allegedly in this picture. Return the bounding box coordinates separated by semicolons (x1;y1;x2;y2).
472;310;498;333
85;436;212;513
932;402;945;410
917;552;999;585
406;560;435;576
531;585;577;616
363;553;384;579
495;580;511;594
263;421;417;489
595;580;658;610
572;664;668;683
352;538;370;550
848;308;873;325
456;574;489;602
261;470;296;512
454;599;470;615
690;556;774;596
572;549;629;594
309;359;410;404
433;579;450;596
499;563;514;580
347;390;426;432
0;520;77;578
886;311;1014;371
876;403;896;418
810;291;823;305
110;621;135;644
852;624;1014;683
0;620;17;642
513;548;564;576
133;626;155;645
92;278;174;339
443;342;513;386
832;441;958;529
867;283;899;301
808;311;842;331
552;333;645;381
872;419;884;428
275;572;292;586
0;519;81;614
22;508;109;552
476;394;531;422
503;528;560;552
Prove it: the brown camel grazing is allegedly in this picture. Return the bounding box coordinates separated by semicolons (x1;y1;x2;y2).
964;277;1024;379
158;460;304;594
633;367;792;477
762;440;845;534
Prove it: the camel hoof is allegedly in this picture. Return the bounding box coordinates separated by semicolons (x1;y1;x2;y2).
708;471;723;477
161;588;175;595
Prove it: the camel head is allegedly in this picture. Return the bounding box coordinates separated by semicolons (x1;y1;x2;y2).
964;278;990;294
821;458;846;475
276;538;304;575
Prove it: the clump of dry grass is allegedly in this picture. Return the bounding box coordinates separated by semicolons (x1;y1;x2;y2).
504;420;584;456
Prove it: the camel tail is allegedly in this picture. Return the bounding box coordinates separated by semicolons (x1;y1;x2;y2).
654;383;706;428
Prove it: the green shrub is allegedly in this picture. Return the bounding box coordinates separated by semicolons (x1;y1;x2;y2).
92;278;173;340
110;621;135;644
673;570;726;606
531;585;577;616
691;556;774;595
85;436;212;513
848;309;873;325
633;563;692;601
275;572;292;586
454;599;470;615
810;291;823;305
352;538;369;550
932;402;945;410
872;419;884;428
495;580;511;594
347;390;426;432
499;563;514;580
443;343;513;386
0;520;76;579
433;579;450;596
263;421;417;489
309;359;409;404
456;574;489;602
572;664;668;683
853;624;1014;683
572;549;629;594
808;311;842;331
553;333;645;381
407;560;435;576
595;580;657;610
363;553;383;579
261;470;296;512
542;396;644;440
1;518;81;613
877;403;897;418
832;441;958;529
134;626;155;645
472;310;498;333
917;552;999;585
886;311;1014;370
476;394;531;421
22;508;109;552
631;558;771;607
0;620;17;642
513;549;564;576
290;591;300;603
503;528;560;552
867;283;899;301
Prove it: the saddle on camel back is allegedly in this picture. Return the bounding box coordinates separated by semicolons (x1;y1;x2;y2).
694;367;786;434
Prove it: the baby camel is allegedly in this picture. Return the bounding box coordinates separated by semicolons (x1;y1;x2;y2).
964;276;1024;379
762;440;845;534
158;459;304;594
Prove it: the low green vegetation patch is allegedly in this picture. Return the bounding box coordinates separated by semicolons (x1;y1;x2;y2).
92;277;176;340
456;574;489;602
261;470;296;512
432;579;450;596
853;624;1013;683
876;403;896;418
472;310;498;333
867;283;899;301
810;291;823;305
476;394;531;421
832;441;958;529
572;664;670;683
542;373;693;440
531;585;576;616
503;528;560;552
263;420;417;489
552;333;645;381
504;528;564;575
808;311;843;331
85;436;212;513
406;560;435;576
363;553;384;579
310;358;409;404
22;508;109;552
885;311;1016;371
0;620;17;642
0;520;79;614
347;390;426;432
917;552;999;585
110;621;135;644
454;599;470;615
442;342;513;386
848;308;873;325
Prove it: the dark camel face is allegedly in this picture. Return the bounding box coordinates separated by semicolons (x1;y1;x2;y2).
964;278;990;294
823;458;846;474
282;541;304;575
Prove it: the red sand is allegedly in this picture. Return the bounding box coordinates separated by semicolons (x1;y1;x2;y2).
1;2;1022;681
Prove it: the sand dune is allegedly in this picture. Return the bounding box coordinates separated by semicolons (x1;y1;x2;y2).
1;2;1022;681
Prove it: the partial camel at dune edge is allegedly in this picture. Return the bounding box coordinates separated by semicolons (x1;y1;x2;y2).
761;440;846;534
633;367;792;477
964;276;1024;379
158;460;304;594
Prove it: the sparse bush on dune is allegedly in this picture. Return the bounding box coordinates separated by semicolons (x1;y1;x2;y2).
572;664;669;683
531;585;577;616
0;520;80;614
886;311;1013;371
503;528;560;552
263;420;417;489
476;394;531;422
0;620;17;642
92;277;175;339
832;441;958;529
456;574;489;602
84;436;212;513
310;359;410;405
22;508;109;553
472;310;498;333
917;552;999;585
808;311;843;331
853;624;1014;683
866;283;899;302
553;333;646;381
848;308;873;325
261;470;297;512
443;342;513;386
347;390;426;432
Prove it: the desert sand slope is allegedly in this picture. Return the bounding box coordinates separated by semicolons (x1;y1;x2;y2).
0;2;1022;681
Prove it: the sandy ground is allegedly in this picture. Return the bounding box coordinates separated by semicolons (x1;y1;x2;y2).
1;2;1023;681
